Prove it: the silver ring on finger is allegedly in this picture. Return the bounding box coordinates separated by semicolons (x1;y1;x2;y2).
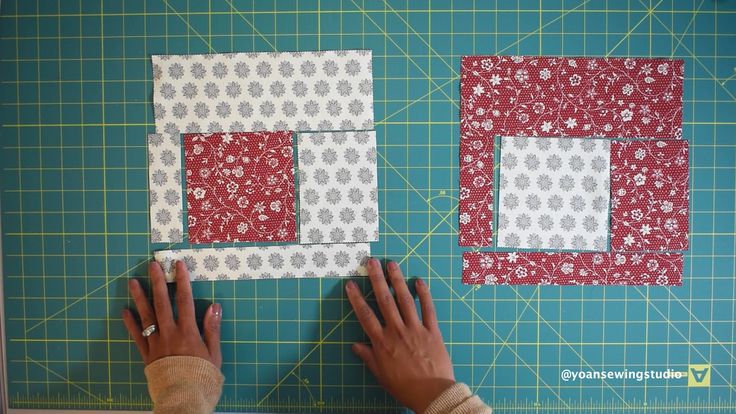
141;324;158;337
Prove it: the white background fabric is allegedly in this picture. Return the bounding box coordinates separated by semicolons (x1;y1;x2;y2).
297;131;379;244
497;136;611;251
155;243;370;282
148;133;184;243
152;50;374;136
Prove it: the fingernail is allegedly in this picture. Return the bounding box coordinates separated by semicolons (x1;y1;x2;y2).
212;303;222;319
416;278;425;288
345;280;355;291
388;261;399;271
369;258;380;268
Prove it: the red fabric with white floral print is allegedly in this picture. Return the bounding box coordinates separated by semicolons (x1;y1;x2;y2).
459;56;684;247
184;131;296;244
462;251;683;286
610;140;689;251
462;56;683;139
458;129;493;246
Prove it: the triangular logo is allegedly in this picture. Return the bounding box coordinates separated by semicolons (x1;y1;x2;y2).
690;367;708;383
688;364;711;387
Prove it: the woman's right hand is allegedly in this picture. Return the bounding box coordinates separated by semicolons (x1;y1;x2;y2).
345;258;455;413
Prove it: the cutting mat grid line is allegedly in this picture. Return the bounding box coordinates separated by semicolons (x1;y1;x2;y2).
1;0;735;412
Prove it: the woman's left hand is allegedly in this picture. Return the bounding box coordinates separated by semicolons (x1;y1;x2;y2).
122;260;222;368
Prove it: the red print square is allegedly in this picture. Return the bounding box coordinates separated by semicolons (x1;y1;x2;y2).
184;131;296;244
610;140;689;251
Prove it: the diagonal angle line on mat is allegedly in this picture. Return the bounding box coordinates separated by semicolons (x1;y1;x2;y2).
378;0;459;77
643;1;736;101
460;286;612;407
25;356;106;403
23;272;130;334
605;0;665;57
469;287;550;398
632;286;736;393
664;0;706;60
644;275;736;371
378;152;459;226
721;72;736;87
376;0;603;80
222;0;278;51
226;0;461;111
465;283;632;406
377;77;458;124
22;243;178;334
375;1;601;149
160;0;216;52
347;0;459;109
495;0;591;56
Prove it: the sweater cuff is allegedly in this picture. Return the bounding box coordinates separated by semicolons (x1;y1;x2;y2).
144;356;224;414
424;382;492;414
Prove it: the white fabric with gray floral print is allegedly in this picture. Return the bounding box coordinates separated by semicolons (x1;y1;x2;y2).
297;131;379;244
154;243;371;282
497;136;611;251
148;133;184;243
152;50;374;138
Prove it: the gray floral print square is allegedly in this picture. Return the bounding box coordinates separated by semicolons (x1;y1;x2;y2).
297;131;379;244
497;136;611;251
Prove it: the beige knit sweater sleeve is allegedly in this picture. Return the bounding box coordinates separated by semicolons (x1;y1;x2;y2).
144;356;224;414
144;356;491;414
424;382;492;414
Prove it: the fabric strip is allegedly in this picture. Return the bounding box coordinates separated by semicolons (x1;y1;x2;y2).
462;251;683;286
461;56;683;139
458;125;494;247
610;140;689;251
154;243;371;282
459;55;684;247
148;133;184;243
152;50;374;136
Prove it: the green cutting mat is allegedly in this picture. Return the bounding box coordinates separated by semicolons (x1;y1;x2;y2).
1;0;735;412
